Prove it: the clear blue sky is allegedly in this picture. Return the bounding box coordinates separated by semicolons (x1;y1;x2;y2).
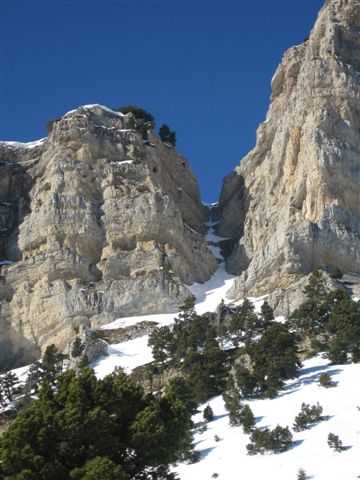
1;0;324;202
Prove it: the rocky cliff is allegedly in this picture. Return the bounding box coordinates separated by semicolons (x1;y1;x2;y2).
0;105;216;368
218;0;360;310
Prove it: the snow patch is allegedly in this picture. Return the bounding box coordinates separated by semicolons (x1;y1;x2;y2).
174;355;360;480
0;138;46;150
64;104;126;119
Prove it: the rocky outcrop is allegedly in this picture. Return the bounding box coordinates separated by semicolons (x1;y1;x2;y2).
0;105;216;368
67;329;108;368
218;0;360;310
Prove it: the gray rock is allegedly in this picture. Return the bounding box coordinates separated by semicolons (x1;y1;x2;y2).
219;0;360;301
0;105;217;367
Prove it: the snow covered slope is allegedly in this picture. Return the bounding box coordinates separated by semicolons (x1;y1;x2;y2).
175;355;360;480
93;212;360;480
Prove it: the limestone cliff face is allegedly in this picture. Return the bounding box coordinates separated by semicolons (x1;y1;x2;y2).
0;105;216;367
219;0;360;304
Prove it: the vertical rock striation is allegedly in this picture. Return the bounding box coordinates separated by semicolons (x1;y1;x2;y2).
219;0;360;307
0;105;216;367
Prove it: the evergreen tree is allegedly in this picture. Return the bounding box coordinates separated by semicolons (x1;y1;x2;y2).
288;270;330;340
0;372;19;402
293;403;324;432
0;384;7;407
165;377;198;415
234;364;258;398
247;425;293;455
117;105;155;128
159;124;176;147
239;404;256;434
70;457;128;480
24;361;42;395
42;344;66;384
319;372;335;388
328;433;344;452
223;376;242;426
0;366;192;479
148;326;175;368
326;289;360;364
259;301;275;330
203;405;214;422
229;299;258;346
249;323;300;397
297;468;308;480
71;337;85;358
184;334;226;403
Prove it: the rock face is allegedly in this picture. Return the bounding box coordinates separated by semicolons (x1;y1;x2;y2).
0;105;216;368
218;0;360;307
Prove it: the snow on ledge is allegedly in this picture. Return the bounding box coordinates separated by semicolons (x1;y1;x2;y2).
63;104;126;119
0;138;47;150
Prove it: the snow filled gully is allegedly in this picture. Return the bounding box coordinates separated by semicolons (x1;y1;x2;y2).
93;210;237;377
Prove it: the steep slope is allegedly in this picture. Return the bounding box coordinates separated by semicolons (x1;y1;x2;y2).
175;355;360;480
0;105;216;367
218;0;360;310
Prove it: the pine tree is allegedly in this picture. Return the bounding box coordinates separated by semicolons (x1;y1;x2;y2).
0;372;19;402
159;124;176;146
42;344;66;384
203;405;214;422
293;403;324;432
229;299;258;345
247;425;293;455
260;301;274;329
165;377;198;415
223;376;242;426
328;433;344;452
71;337;85;358
0;384;7;407
70;456;128;480
25;361;42;395
319;372;335;388
239;404;255;433
148;326;175;368
249;322;300;398
0;366;192;479
297;468;308;480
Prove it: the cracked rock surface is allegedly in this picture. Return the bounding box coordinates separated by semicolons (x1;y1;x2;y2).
0;105;216;367
218;0;360;308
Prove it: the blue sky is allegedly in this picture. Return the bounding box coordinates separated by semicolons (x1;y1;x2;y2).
1;0;324;202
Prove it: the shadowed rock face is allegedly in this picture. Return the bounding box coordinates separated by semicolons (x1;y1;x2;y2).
0;105;216;368
218;0;360;305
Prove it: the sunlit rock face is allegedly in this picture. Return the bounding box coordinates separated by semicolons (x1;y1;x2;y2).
0;105;216;367
218;0;360;307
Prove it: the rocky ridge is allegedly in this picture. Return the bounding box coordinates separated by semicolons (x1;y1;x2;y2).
218;0;360;311
0;105;216;368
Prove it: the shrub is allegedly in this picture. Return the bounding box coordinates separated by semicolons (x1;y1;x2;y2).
203;404;214;422
248;323;300;398
239;404;256;434
247;425;293;455
297;468;308;480
319;372;336;388
293;402;324;432
328;433;344;452
223;376;242;426
159;124;176;146
0;367;193;479
71;337;85;358
117;105;154;126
